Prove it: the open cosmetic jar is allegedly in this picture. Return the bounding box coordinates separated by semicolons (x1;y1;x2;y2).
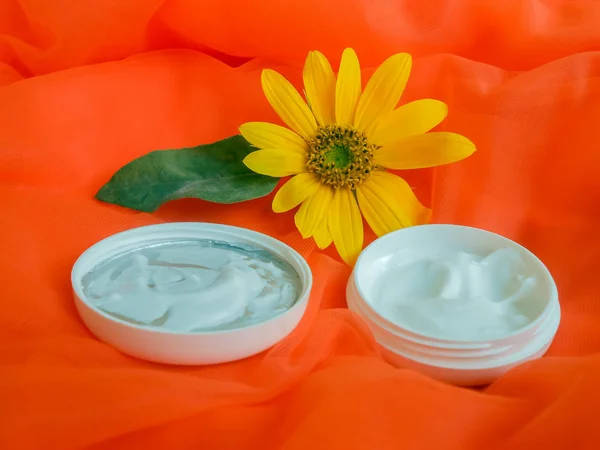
71;223;312;365
347;224;560;386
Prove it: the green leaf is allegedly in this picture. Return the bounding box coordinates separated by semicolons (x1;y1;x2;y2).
95;135;279;212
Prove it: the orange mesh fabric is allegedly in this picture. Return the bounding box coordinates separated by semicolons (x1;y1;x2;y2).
2;1;600;449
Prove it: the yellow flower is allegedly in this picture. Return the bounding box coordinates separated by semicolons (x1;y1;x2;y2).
240;49;475;265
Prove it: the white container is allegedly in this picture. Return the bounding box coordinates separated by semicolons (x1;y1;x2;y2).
71;222;312;365
347;224;560;386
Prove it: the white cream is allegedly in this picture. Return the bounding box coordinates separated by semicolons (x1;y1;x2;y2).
371;248;540;340
83;241;301;332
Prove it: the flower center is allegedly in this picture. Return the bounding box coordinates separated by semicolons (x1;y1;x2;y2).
306;125;376;190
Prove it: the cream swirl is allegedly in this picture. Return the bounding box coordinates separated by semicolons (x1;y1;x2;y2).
372;248;540;340
84;241;300;332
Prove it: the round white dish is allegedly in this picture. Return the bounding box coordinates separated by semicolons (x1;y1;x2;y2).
72;222;312;365
347;224;560;386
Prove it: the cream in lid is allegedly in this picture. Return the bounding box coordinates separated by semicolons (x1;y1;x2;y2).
81;239;302;333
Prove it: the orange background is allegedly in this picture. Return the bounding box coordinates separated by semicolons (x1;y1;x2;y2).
2;1;600;448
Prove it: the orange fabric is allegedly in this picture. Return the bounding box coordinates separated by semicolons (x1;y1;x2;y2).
2;1;600;449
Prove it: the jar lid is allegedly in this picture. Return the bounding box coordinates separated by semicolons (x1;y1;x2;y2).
71;222;313;365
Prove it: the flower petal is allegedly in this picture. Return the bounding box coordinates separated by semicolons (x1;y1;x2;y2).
356;171;431;237
313;219;333;249
335;48;362;126
272;173;321;213
261;69;318;139
369;99;448;147
243;149;307;177
376;132;476;170
329;188;363;266
303;51;336;126
354;53;412;136
294;184;334;238
240;122;308;154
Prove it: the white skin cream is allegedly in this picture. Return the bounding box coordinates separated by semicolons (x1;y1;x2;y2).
371;248;540;340
82;240;301;332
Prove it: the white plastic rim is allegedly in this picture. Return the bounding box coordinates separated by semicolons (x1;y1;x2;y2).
347;224;560;386
71;222;313;365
